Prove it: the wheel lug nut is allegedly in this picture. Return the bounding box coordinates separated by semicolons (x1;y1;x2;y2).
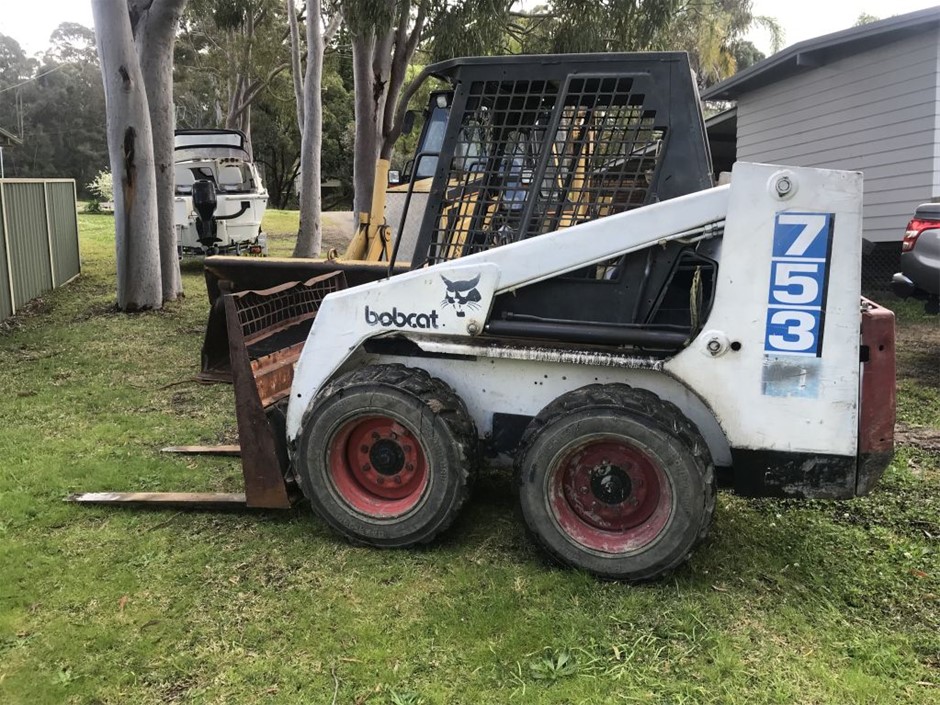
406;464;414;471
362;464;370;472
360;445;369;453
404;446;412;453
394;476;402;484
376;477;385;485
372;432;381;440
579;486;588;494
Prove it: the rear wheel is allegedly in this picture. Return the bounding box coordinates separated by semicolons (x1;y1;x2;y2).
296;364;477;547
516;384;714;581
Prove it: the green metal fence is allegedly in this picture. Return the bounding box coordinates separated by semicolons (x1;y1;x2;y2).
0;179;80;320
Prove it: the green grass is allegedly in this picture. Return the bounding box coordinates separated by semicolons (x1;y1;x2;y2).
1;214;939;704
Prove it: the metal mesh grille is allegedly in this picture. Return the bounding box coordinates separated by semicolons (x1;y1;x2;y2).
861;243;901;294
233;271;346;345
427;75;664;265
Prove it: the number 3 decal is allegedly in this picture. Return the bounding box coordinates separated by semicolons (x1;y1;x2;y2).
766;310;820;352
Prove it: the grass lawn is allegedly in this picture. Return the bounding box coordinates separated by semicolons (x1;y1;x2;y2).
1;211;939;705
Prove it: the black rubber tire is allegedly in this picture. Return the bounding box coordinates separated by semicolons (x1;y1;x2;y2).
515;384;715;581
295;364;477;547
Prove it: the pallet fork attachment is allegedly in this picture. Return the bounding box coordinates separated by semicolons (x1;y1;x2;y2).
69;272;348;509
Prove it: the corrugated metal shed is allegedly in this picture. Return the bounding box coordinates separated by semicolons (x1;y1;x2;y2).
46;182;81;286
4;182;53;307
0;189;11;320
0;179;80;319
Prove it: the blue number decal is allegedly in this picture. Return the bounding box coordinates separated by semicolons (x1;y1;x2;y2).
764;212;834;357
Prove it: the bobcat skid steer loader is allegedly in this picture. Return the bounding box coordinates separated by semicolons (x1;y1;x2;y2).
72;54;896;581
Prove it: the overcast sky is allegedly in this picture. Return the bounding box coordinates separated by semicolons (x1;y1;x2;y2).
746;0;940;52
1;0;939;56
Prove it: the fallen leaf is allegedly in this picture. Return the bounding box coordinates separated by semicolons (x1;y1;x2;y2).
118;595;129;612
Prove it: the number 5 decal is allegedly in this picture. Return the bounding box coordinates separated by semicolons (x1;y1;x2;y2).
771;261;824;306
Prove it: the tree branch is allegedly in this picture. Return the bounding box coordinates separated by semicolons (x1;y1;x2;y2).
381;0;426;148
323;11;342;43
287;0;305;131
233;62;290;116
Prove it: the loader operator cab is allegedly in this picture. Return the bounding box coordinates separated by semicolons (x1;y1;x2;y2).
201;53;720;388
387;54;717;351
398;91;451;184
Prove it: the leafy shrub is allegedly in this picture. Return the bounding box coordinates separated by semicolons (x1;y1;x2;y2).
88;170;113;202
85;170;114;213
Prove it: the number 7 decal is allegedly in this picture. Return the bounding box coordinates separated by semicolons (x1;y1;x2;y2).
776;214;829;257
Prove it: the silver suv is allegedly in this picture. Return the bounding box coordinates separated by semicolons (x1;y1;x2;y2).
892;203;940;314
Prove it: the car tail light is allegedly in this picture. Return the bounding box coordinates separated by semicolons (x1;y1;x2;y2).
902;218;937;252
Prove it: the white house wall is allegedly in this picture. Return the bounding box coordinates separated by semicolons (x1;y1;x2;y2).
735;31;940;244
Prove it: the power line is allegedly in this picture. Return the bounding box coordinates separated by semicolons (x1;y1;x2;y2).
0;64;66;95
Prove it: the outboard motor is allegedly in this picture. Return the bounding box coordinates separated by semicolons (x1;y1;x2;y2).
192;179;220;252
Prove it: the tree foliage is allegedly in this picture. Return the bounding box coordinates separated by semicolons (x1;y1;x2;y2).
0;27;108;192
177;0;291;149
0;0;781;250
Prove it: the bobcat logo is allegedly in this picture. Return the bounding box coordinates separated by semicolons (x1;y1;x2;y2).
441;274;482;318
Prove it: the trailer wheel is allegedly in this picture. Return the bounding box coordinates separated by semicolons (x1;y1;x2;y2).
516;384;714;581
296;364;477;547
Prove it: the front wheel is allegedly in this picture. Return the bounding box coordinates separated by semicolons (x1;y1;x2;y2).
295;364;477;547
516;384;715;581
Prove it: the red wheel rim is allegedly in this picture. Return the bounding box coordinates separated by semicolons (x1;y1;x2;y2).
327;416;429;518
548;437;672;554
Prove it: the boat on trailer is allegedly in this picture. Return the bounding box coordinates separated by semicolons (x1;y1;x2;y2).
173;129;268;256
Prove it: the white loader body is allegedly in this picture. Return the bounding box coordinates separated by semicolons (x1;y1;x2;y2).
288;163;863;475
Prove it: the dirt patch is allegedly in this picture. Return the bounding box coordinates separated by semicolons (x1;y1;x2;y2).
0;296;53;334
73;301;121;323
895;319;940;450
896;423;940;453
896;320;940;388
322;210;355;252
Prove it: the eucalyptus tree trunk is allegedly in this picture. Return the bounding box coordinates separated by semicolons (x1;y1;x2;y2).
287;0;305;134
347;0;426;221
92;0;162;310
134;0;187;302
293;6;341;258
293;5;325;257
350;33;383;223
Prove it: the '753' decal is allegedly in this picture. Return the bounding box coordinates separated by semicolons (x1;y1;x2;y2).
764;212;835;357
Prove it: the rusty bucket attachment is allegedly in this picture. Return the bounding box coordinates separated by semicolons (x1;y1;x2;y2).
70;270;348;510
199;257;407;383
215;270;349;508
